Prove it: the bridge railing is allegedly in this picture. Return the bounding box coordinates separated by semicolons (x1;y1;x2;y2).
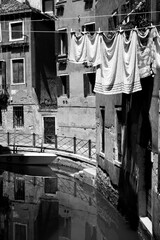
0;132;96;160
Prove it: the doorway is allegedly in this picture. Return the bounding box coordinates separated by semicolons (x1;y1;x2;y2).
43;117;56;144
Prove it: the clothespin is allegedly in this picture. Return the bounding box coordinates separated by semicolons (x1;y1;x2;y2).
119;26;123;33
98;27;101;34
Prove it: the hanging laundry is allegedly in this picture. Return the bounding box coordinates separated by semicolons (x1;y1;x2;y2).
153;28;160;69
86;33;102;66
68;32;87;63
68;32;102;66
94;30;141;95
137;27;157;78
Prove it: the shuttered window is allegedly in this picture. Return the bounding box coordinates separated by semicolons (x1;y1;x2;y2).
9;21;24;41
83;73;95;97
0;61;6;90
43;0;54;12
13;106;24;128
14;177;25;201
12;59;25;84
14;223;27;240
44;177;58;194
57;75;70;98
56;29;68;56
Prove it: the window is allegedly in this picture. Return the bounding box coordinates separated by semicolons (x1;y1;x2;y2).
11;58;25;84
9;21;24;41
44;177;58;194
43;0;54;12
83;73;95;97
58;29;68;56
84;0;93;10
14;177;25;201
13;106;24;128
56;5;64;16
0;61;6;90
100;107;105;153
57;75;69;98
82;23;95;34
13;223;27;240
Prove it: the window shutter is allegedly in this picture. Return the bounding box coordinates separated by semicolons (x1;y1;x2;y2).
18;60;24;83
55;31;60;56
83;74;89;97
2;61;6;89
65;31;68;55
13;61;19;83
57;76;62;97
66;75;70;98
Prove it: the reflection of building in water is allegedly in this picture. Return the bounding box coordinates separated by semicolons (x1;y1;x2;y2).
0;170;97;240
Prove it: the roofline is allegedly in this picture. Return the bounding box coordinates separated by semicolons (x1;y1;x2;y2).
0;5;57;21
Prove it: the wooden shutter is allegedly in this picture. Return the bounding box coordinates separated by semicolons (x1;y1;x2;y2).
83;74;89;97
2;61;6;89
65;31;68;55
56;76;62;97
66;75;70;98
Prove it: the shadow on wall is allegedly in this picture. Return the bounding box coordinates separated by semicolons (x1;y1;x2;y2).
117;76;154;230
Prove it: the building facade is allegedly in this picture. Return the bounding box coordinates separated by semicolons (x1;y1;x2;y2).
0;0;57;144
95;0;160;239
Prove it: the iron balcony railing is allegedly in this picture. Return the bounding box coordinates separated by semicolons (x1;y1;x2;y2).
0;132;96;160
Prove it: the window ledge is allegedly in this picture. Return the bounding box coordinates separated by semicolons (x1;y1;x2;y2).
114;160;122;168
56;0;67;6
99;152;105;158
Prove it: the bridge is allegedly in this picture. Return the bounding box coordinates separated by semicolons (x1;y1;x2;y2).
0;132;96;165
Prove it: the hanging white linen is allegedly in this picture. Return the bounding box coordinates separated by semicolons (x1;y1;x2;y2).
137;28;157;78
94;30;142;95
86;33;102;66
68;32;87;63
153;28;160;69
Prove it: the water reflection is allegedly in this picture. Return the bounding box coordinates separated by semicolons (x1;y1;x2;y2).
0;164;141;240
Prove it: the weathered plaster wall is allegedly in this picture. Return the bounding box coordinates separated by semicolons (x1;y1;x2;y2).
55;0;96;141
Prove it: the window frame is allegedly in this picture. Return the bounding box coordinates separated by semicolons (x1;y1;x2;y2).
14;177;25;201
83;72;95;97
11;58;25;85
42;0;54;13
13;106;24;128
58;28;68;56
82;22;95;33
57;74;70;98
13;222;27;240
9;20;24;42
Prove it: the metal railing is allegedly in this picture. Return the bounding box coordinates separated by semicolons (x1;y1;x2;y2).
0;132;96;160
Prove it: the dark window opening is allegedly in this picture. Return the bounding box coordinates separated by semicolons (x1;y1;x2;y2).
57;75;70;98
43;0;54;12
56;5;64;16
84;0;93;10
44;117;56;144
58;29;68;56
44;177;58;194
12;59;24;84
83;73;95;97
82;23;95;34
0;61;6;90
100;107;105;153
14;178;25;201
14;223;27;240
13;106;24;128
10;22;23;40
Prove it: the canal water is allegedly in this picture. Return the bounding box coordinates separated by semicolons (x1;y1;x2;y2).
0;164;141;240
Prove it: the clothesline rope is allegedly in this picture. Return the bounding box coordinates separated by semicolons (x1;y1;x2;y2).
0;24;160;34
